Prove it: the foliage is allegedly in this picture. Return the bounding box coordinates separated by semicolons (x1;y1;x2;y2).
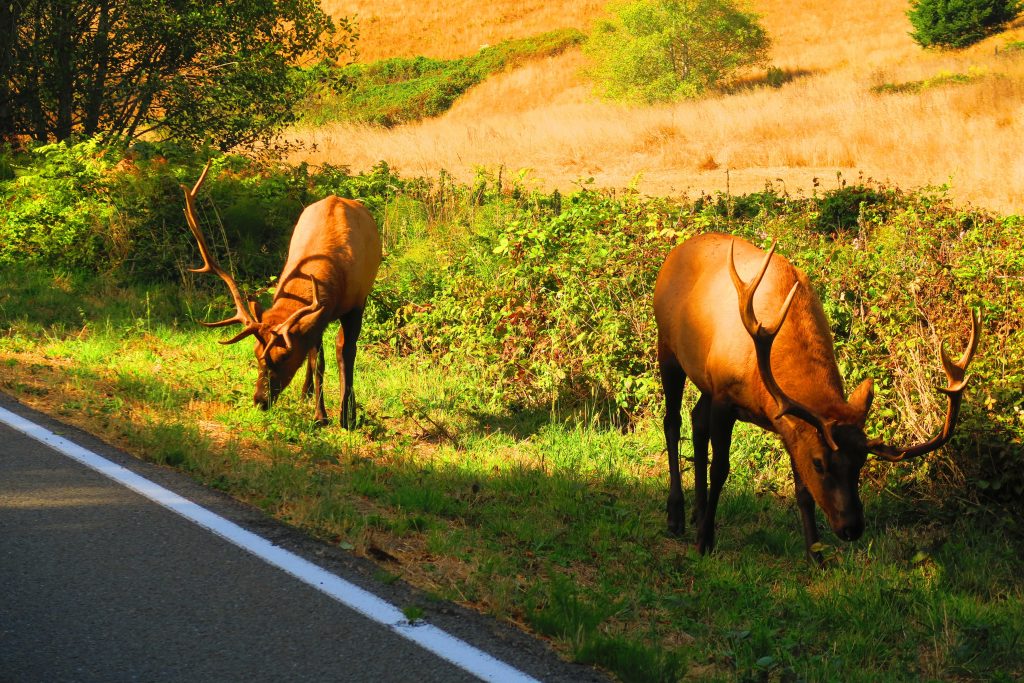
907;0;1022;49
3;146;1023;506
0;0;355;149
300;29;585;127
813;182;892;234
584;0;771;102
0;140;406;283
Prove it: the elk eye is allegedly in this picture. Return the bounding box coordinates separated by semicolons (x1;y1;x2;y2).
812;459;825;474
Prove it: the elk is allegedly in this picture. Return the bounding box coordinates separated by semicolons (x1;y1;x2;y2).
653;233;979;562
183;162;382;427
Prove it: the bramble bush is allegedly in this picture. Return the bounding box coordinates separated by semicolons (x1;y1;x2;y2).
364;176;1024;508
0;140;407;283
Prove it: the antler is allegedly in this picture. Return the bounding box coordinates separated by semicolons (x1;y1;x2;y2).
183;161;260;345
729;239;841;451
868;310;981;462
258;275;325;360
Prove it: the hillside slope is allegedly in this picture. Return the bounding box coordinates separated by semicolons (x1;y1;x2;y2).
303;1;1024;213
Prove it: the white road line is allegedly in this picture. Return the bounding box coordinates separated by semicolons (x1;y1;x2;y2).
0;406;540;683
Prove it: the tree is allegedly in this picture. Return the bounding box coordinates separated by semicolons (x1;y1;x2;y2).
0;0;357;150
584;0;770;103
908;0;1022;49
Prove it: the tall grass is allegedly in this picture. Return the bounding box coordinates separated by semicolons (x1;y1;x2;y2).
294;0;1024;213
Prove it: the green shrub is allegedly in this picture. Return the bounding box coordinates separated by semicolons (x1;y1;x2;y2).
0;139;116;271
908;0;1022;49
584;0;770;102
814;184;890;233
0;140;410;284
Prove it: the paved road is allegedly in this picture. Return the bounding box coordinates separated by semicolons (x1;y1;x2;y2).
0;396;606;683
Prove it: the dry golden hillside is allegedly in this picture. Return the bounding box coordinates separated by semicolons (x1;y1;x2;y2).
299;1;1024;213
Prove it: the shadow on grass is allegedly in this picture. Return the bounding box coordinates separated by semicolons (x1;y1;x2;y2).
114;394;1024;683
0;267;191;332
726;67;817;93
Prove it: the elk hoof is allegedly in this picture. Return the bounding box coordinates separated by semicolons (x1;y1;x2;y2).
696;530;715;555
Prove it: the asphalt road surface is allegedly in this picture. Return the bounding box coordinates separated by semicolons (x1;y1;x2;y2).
0;395;607;683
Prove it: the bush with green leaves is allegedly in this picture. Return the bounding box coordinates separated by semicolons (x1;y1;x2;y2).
584;0;771;102
908;0;1022;49
0;140;408;282
362;176;1024;507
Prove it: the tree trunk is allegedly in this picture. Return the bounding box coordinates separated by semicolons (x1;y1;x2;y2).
52;0;76;140
83;1;113;136
0;0;18;143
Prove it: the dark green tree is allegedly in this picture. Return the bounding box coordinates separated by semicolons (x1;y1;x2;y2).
0;0;357;149
908;0;1022;49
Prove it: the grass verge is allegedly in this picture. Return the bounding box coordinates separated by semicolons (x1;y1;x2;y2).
1;266;1022;682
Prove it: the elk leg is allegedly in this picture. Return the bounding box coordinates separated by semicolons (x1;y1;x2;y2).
302;342;324;397
659;352;687;536
696;402;736;555
690;393;712;530
791;457;824;565
306;341;327;426
337;308;364;429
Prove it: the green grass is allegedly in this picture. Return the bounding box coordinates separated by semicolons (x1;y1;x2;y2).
299;29;585;126
2;166;1023;682
1;288;1022;682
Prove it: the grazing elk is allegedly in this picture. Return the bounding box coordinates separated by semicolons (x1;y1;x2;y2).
183;162;382;427
653;233;979;562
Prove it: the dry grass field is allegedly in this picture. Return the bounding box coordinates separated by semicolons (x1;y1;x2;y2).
301;1;1024;213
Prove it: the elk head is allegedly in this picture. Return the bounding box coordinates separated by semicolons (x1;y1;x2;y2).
182;162;327;410
729;240;980;545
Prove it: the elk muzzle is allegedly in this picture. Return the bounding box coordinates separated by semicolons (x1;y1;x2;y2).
253;370;282;410
825;497;865;542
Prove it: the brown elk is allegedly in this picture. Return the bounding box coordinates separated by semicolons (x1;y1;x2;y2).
183;162;382;427
653;233;979;561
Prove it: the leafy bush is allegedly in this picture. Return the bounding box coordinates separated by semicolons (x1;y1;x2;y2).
0;139;116;271
0;140;409;283
361;176;1024;508
584;0;770;102
908;0;1022;49
813;184;891;233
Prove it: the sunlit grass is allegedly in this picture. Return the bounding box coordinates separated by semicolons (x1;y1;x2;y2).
1;267;1021;681
294;0;1024;213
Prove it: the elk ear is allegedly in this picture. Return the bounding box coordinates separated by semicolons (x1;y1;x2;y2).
288;306;328;337
847;378;874;426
